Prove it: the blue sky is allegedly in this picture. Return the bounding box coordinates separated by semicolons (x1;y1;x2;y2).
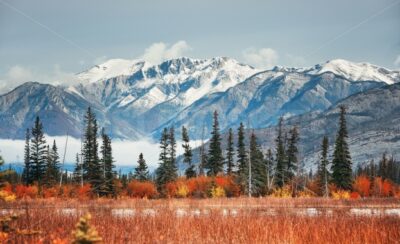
0;0;399;92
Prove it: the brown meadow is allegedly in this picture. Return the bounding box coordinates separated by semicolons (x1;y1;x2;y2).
1;197;400;243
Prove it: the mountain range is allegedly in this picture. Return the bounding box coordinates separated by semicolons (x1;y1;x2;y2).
1;57;399;144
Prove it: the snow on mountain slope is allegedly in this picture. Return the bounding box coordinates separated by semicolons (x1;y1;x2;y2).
76;59;149;83
186;83;400;169
307;59;400;84
1;57;398;141
155;68;385;140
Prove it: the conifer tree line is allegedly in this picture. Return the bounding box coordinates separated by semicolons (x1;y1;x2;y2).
22;108;117;197
18;105;400;198
22;117;60;188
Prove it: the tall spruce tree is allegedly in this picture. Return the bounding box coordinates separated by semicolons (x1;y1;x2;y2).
331;106;352;190
100;128;115;196
182;126;196;178
166;127;178;180
73;153;83;185
274;117;286;187
206;111;224;176
286;127;299;182
225;128;235;175
30;116;47;186
134;153;150;181
156;128;169;190
82;107;102;195
22;128;32;185
156;128;177;193
249;132;267;196
44;140;60;187
317;136;330;197
237;122;248;190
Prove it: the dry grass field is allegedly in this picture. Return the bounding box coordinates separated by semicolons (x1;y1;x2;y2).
1;197;400;243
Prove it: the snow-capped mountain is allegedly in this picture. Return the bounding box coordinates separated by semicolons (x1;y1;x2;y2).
154;64;393;140
0;57;399;141
186;82;400;170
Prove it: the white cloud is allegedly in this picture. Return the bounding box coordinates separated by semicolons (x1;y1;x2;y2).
7;65;33;82
242;47;279;69
0;64;75;94
141;40;192;64
394;54;400;69
0;136;201;169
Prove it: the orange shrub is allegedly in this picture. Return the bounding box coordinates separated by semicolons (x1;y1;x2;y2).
186;176;212;198
127;181;158;198
353;175;371;197
78;184;92;200
60;185;76;198
15;185;38;199
372;177;394;197
214;176;240;197
350;192;361;199
43;187;59;198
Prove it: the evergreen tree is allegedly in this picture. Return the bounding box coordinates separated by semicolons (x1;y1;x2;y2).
82;107;102;195
182;126;196;178
30;116;47;186
225;128;235;175
317;136;330;196
378;153;389;180
206;111;224;176
286;127;299;182
249;132;267;196
331;106;352;190
100;129;115;197
236;122;248;190
274;117;286;187
166;127;178;180
155;128;177;193
73;153;83;185
134;153;150;181
264;149;274;192
44;140;60;187
22;128;31;185
0;155;15;189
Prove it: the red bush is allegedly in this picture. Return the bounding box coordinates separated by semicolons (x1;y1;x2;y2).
15;185;38;199
353;175;371;197
77;184;92;200
127;181;158;198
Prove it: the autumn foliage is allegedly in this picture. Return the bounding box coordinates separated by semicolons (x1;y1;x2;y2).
127;180;158;198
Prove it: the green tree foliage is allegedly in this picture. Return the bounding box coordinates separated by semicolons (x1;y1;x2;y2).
249;132;267;196
82;107;102;195
236;122;248;189
206;111;224;176
317;136;330;196
73;153;83;185
225;128;235;175
134;153;150;181
44;140;60;187
182;126;196;178
30;116;47;186
22;128;31;185
156;127;178;193
274;117;286;187
331;106;353;190
286;126;299;183
100;129;115;197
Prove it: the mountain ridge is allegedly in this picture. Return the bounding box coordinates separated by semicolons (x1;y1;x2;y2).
0;57;399;141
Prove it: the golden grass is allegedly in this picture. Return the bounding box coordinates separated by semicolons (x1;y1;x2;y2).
2;197;400;243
